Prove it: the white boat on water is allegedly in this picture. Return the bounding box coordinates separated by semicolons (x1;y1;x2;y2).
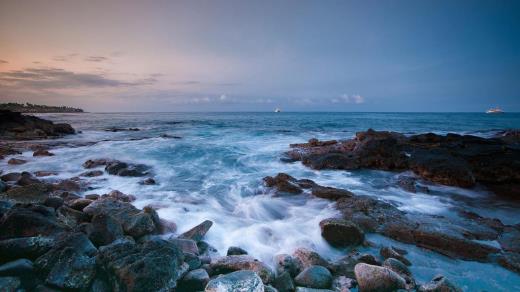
274;108;281;113
486;107;503;114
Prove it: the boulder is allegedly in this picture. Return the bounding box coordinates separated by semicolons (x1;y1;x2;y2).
498;252;520;274
105;161;150;177
0;204;66;240
83;198;159;238
169;238;199;255
312;186;353;200
293;248;330;271
7;158;27;165
179;220;213;242
1;172;21;182
0;259;34;276
16;172;41;186
97;237;184;291
294;265;332;289
80;170;104;177
83;158;113;169
68;198;93;211
227;246;248;256
0;181;6;193
0;183;52;204
382;258;411;277
0;276;22;291
89;214;124;246
354;263;406;292
263;173;304;194
33;150;54;157
273;271;295;292
205;270;264;292
210;255;274;284
331;276;355;292
319;218;364;247
274;253;301;277
34;171;58;177
140;178;156;185
179;268;209;291
418;275;462;292
380;247;411;266
0;236;55;262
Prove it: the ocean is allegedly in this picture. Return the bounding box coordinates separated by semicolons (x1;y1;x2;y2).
2;112;520;291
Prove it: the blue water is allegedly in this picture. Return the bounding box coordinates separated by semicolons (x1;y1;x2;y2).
2;112;520;291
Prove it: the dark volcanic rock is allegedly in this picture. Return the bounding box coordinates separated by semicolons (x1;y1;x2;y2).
1;172;21;182
312;186;353;200
0;204;66;240
293;248;330;271
105;161;150;177
319;218;364;247
7;158;26;165
0;259;34;276
0;110;75;140
97;237;184;291
33;149;54;157
287;129;520;197
274;254;301;277
0;236;55;262
178;268;209;291
273;271;295;292
89;214;124;246
16;172;41;186
0;183;52;204
80;170;104;177
380;247;411;266
0;276;22;291
83;158;113;169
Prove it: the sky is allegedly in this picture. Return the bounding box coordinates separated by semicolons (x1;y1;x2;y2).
0;0;519;112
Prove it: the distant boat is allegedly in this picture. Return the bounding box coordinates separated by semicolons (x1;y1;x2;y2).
486;107;504;114
274;108;281;113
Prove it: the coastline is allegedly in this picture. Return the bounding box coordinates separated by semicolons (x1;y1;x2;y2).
0;112;519;291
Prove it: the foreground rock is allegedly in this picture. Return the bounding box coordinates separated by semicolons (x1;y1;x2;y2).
354;263;406;292
210;255;274;284
205;270;264;292
319;218;364;247
294;265;332;289
418;275;462;292
286;129;520;198
0;110;75;140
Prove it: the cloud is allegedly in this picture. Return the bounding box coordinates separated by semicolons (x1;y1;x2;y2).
0;67;156;89
84;56;109;62
219;94;227;101
0;60;8;64
52;53;78;62
332;94;365;104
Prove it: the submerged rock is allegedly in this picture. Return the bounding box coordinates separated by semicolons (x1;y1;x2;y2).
227;246;248;256
33;149;54;157
418;275;462;292
354;263;406;292
319;218;364;247
205;270;264;292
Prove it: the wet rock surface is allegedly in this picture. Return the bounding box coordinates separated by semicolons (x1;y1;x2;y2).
205;270;264;292
319;218;364;247
286;129;520;198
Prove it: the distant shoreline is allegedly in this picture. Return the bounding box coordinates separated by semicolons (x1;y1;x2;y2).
0;102;84;113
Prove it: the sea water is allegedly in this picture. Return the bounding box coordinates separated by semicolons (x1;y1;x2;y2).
2;112;520;291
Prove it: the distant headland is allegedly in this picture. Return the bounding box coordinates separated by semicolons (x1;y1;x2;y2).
0;102;84;113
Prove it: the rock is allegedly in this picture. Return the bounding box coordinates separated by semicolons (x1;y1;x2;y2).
354;263;406;292
35;233;97;290
356;254;380;266
179;268;209;291
293;248;329;270
295;288;334;292
0;236;55;262
53;179;81;192
205;270;264;292
0;276;21;291
83;158;113;169
85;194;100;200
498;252;520;274
104;127;140;132
265;285;278;292
210;255;274;284
1;172;21;182
68;198;93;211
0;111;75;140
294;265;332;289
227;246;248;256
33;149;54;157
140;177;156;185
329;255;358;278
380;247;411;266
16;172;41;186
104;190;136;202
34;171;58;177
383;258;411;278
56;206;90;228
312;186;353;200
274;254;301;277
89;214;124;246
98;237;184;291
0;183;52;204
498;229;520;253
7;158;27;165
105;161;150;177
169;238;200;255
0;204;66;240
0;259;34;276
263;173;315;195
80;170;104;177
331;276;355;292
184;252;202;270
0;181;6;193
418;275;462;292
319;218;364;247
179;220;213;242
198;240;219;258
273;271;295;292
83;198;159;238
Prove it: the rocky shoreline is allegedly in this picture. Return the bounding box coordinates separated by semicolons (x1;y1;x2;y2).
1;115;519;291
